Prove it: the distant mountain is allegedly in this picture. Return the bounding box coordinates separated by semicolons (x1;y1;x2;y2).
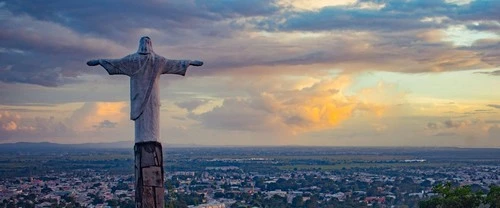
74;141;134;149
0;142;67;150
0;141;132;151
0;141;206;152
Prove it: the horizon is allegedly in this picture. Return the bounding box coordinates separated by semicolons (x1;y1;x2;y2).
0;0;499;147
1;140;499;149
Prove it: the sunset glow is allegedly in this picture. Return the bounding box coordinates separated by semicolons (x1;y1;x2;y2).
0;0;498;146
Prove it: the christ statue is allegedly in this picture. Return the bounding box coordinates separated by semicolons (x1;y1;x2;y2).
87;36;203;143
87;36;203;207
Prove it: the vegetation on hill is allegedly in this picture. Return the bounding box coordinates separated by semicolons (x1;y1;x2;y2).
419;183;500;208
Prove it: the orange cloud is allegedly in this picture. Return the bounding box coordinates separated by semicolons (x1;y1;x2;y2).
0;102;129;142
417;29;445;43
0;111;71;141
69;102;127;131
2;121;17;131
279;0;357;11
0;111;21;131
194;75;404;134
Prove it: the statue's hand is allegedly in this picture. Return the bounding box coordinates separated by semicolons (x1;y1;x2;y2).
86;60;100;66
190;60;203;67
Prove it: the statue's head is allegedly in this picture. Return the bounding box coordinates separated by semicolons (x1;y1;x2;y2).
137;36;154;55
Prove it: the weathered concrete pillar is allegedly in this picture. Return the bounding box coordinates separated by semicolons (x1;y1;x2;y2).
134;141;164;208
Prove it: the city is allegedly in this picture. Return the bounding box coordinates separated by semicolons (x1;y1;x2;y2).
0;145;498;207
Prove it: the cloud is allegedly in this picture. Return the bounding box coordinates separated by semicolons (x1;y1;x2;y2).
487;104;500;109
192;75;403;134
425;118;497;143
1;0;499;87
427;122;439;129
417;29;445;43
0;111;20;132
489;125;500;139
444;119;472;128
69;102;127;131
175;99;210;112
434;132;457;136
278;0;357;11
455;0;500;22
93;120;118;129
466;21;500;34
476;70;500;76
0;111;72;141
0;0;498;147
0;102;128;142
270;0;498;33
0;7;128;86
263;0;490;33
3;0;220;38
197;0;279;17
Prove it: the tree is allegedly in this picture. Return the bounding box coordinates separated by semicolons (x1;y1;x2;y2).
291;196;304;207
419;183;483;208
106;199;119;207
486;185;500;208
304;195;319;208
263;195;287;208
41;186;53;194
214;192;225;199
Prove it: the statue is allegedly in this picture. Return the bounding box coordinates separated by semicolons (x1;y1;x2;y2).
87;36;203;143
87;36;203;207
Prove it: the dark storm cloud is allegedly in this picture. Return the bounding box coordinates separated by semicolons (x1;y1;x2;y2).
3;0;277;38
3;0;217;39
271;0;499;33
0;0;499;87
277;7;427;32
0;1;212;86
270;0;454;32
455;0;500;22
0;0;281;87
196;0;279;18
0;6;128;86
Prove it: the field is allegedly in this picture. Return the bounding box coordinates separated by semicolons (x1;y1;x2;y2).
1;145;499;178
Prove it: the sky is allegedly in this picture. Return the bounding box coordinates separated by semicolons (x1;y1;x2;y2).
0;0;499;147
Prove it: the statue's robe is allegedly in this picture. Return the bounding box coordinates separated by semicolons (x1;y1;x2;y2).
98;53;190;143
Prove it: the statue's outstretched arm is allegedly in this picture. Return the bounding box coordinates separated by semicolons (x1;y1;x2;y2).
162;59;203;75
189;60;203;66
86;58;131;76
87;59;100;66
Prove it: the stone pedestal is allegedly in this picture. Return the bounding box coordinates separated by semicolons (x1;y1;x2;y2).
134;141;164;208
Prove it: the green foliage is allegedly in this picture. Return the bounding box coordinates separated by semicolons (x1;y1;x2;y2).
486;185;500;208
111;181;129;193
263;195;287;208
291;196;304;207
165;192;204;207
419;183;499;208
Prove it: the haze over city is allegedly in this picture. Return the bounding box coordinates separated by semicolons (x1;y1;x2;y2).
0;0;499;147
